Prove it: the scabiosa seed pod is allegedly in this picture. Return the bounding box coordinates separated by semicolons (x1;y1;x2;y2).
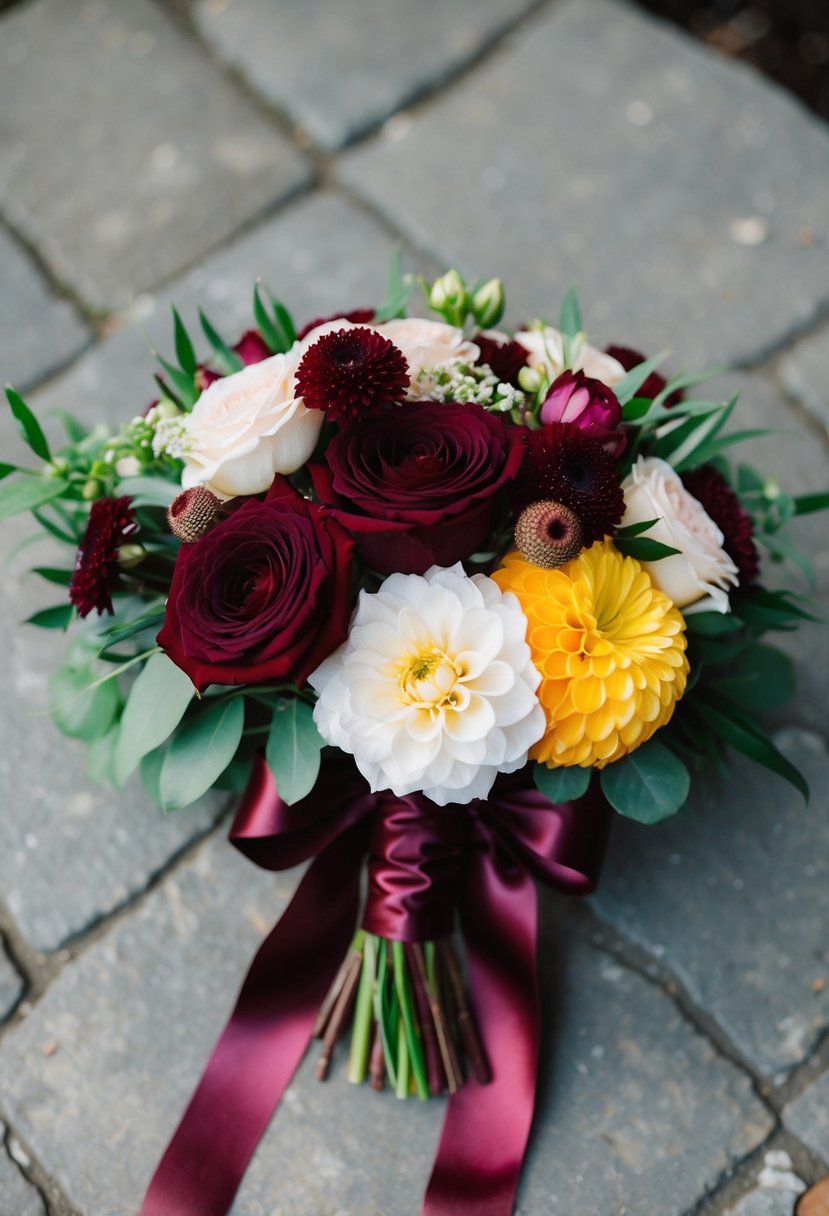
167;486;222;543
514;501;584;569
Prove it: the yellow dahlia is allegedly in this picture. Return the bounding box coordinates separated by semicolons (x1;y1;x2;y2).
492;540;689;769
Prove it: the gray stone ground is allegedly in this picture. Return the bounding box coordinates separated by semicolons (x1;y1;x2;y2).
0;0;828;1213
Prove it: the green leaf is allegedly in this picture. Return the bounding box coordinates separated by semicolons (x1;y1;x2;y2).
103;608;166;647
613;353;668;405
651;366;726;407
614;518;661;539
5;386;51;462
172;307;197;377
0;462;19;481
51;409;90;444
374;248;411;322
0;476;68;522
270;294;296;348
117;476;177;507
265;697;324;804
685;612;741;637
253;283;284;354
614;537;681;561
558;288;582;339
157;355;197;408
159;697;245;810
675;427;781;473
49;664;121;741
534;762;591;803
199;308;244;374
114;653;195;785
32;566;73;587
86;724;119;785
793;491;829;516
26;603;74;629
600;739;691;824
32;505;78;544
697;694;809;800
714;643;797;713
139;744;168;802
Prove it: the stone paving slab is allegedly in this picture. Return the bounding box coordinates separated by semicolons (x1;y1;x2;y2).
784;1072;829;1164
592;728;829;1081
0;1129;45;1216
0;948;23;1021
778;327;829;434
0;842;772;1216
728;1188;803;1216
341;0;829;370
0;228;89;392
0;0;310;312
28;192;421;436
194;0;541;151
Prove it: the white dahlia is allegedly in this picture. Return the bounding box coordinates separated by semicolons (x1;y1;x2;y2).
309;564;545;806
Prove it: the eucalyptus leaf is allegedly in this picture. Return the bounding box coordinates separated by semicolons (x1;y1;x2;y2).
534;762;591;803
5;386;51;462
265;697;324;804
159;697;245;810
0;476;69;522
49;664;120;741
114;653;195;785
600;739;690;823
713;643;796;713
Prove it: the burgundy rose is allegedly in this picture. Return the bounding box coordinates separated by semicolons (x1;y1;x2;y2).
158;478;354;691
310;401;526;574
606;345;683;406
474;332;528;387
540;370;625;458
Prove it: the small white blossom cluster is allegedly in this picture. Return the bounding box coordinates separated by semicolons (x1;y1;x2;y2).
413;361;525;413
152;415;191;461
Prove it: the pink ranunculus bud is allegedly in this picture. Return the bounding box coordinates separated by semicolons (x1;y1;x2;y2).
540;370;626;459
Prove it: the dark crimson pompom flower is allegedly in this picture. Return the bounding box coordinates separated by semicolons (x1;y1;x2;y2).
311;401;527;574
157;478;354;692
606;345;684;406
682;464;760;587
513;423;624;545
474;333;529;387
69;496;138;618
297;308;374;341
295;326;409;426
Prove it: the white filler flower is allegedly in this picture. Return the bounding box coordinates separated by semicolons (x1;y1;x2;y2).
309;564;545;806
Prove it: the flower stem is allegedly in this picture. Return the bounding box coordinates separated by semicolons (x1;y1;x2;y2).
406;943;446;1097
313;930;365;1040
392;941;429;1100
395;1012;409;1100
348;934;377;1084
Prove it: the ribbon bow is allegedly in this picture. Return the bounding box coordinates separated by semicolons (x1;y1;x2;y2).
141;758;612;1216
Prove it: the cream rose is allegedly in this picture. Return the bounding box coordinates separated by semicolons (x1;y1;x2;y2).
374;318;480;391
180;347;323;499
514;325;625;386
622;456;738;614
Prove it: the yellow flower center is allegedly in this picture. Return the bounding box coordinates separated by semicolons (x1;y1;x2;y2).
398;647;464;710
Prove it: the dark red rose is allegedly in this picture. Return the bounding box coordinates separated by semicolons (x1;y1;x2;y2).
297;308;375;341
606;345;683;406
682;464;760;587
69;496;138;617
474;332;528;387
310;401;526;574
157;478;354;691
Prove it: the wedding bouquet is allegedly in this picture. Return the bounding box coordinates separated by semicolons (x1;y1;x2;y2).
3;260;826;1216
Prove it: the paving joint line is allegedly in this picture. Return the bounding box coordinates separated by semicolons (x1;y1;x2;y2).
0;210;105;336
1;1117;80;1216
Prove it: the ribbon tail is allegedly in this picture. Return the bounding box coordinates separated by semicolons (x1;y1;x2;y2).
141;821;368;1216
423;854;539;1216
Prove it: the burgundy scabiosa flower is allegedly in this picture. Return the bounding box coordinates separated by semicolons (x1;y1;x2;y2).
295;326;409;426
540;370;625;458
514;423;624;545
474;332;529;387
69;496;138;618
683;464;760;586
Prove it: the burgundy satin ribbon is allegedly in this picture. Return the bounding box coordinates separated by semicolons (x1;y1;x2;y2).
140;760;611;1216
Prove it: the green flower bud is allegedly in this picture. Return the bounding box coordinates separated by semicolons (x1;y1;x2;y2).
471;278;505;328
117;543;145;569
81;479;103;501
148;398;182;423
518;366;543;394
47;457;70;478
429;270;468;325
